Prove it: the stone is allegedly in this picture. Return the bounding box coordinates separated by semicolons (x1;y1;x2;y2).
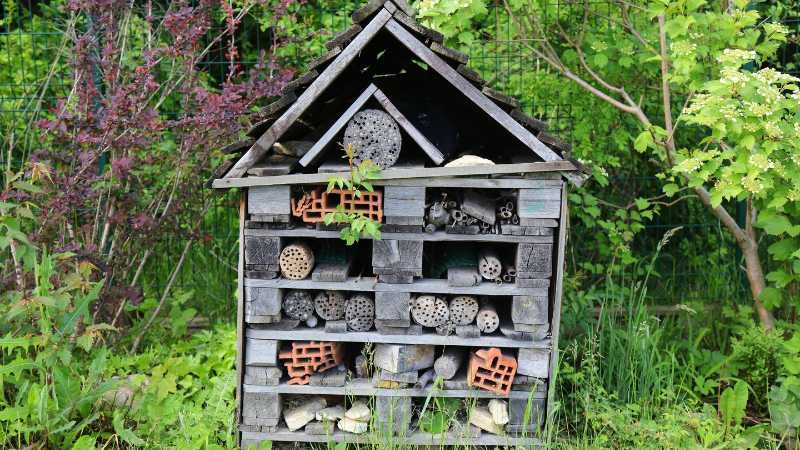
316;405;346;422
345;401;371;422
378;368;418;383
244;366;282;386
516;348;550;378
469;406;504;435
305;421;333;435
338;417;368;434
488;399;509;425
373;344;434;373
375;395;411;435
284;397;326;431
354;355;369;378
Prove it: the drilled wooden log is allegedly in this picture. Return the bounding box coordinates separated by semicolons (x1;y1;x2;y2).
279;242;315;279
410;295;449;328
435;320;455;336
314;291;346;321
477;250;502;280
434;348;465;380
282;290;314;321
476;303;500;334
448;295;479;325
343;109;402;170
345;294;375;332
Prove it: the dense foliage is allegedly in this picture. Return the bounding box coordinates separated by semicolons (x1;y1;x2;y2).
1;0;799;448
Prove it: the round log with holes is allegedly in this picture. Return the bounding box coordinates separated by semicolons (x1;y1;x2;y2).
283;290;314;320
477;249;503;280
343;109;402;169
449;295;479;325
410;295;449;328
279;242;315;280
345;294;375;332
476;302;500;334
314;291;346;321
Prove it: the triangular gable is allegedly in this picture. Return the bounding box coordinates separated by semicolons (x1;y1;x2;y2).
299;83;445;168
223;1;564;179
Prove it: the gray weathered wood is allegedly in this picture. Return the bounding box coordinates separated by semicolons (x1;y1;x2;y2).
245;236;281;266
244;276;548;296
384;19;562;162
248;185;291;215
434;348;465;380
372;240;423;272
308;46;342;71
351;0;384;23
242;392;282;422
225;9;392;178
384;185;425;224
516;348;550;378
517;188;561;219
538;132;572;156
246;157;296;176
246;287;282;320
299;84;378;167
375;291;411;325
215;161;577;189
430;41;469;65
511;295;548;325
461;189;496;224
281;70;320;95
246;327;551;349
457;64;485;86
245;227;555;244
236;195;246;437
311;261;351;282
515;243;553;276
510;108;548;133
325;24;362;50
390;0;415;16
245;338;278;366
392;10;443;43
482;86;520;109
547;182;568;424
382;0;397;13
373;88;445;165
244;365;282;386
448;266;481;287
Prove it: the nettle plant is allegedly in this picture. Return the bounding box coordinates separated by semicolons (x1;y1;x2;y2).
323;143;382;245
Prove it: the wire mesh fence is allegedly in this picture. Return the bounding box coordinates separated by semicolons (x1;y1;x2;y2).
2;1;795;310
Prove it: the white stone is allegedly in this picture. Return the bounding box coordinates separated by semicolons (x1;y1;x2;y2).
488;399;509;425
469;406;504;435
284;397;326;431
316;405;346;422
345;401;371;422
338;417;369;434
444;155;495;168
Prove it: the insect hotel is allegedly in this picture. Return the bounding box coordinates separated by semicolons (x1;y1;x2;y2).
211;0;587;446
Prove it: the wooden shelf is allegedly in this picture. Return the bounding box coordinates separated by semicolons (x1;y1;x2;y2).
244;227;555;243
246;327;551;349
244;276;548;296
241;427;541;447
243;377;547;399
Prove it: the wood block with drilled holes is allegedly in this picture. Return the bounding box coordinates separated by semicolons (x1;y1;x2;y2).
279;242;315;280
467;347;517;396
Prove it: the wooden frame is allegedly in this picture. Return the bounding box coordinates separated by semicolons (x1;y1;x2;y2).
298;84;445;167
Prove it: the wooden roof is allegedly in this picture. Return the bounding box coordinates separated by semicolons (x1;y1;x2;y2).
212;0;588;188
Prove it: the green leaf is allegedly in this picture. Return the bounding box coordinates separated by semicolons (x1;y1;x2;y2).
719;380;749;428
759;287;782;309
70;435;96;450
113;412;145;446
634;198;650;210
634;131;653;153
663;183;680;197
757;212;793;236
